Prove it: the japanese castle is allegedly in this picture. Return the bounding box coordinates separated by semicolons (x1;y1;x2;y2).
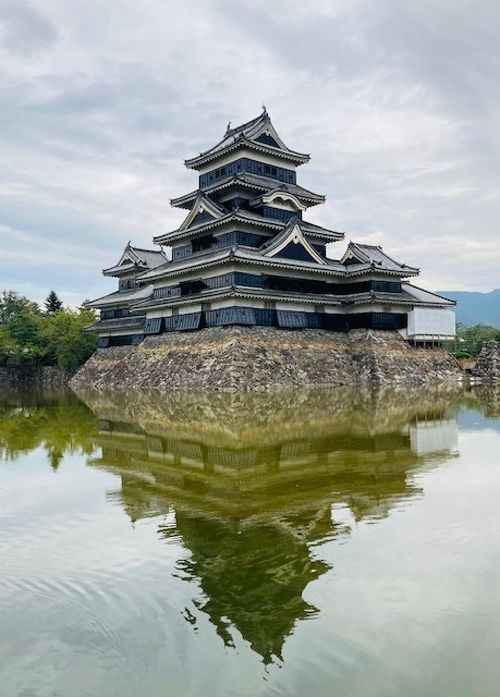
87;109;455;346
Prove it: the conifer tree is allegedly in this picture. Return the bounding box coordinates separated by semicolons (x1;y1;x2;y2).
45;290;63;313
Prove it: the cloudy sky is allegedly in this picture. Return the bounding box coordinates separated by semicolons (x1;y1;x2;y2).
0;0;499;305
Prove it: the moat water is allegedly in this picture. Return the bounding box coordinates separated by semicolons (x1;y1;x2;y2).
1;386;499;697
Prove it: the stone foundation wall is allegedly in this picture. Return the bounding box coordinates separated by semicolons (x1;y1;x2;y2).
473;341;500;382
70;326;461;392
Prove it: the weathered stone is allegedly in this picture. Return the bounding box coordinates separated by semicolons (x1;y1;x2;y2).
70;326;462;392
0;366;73;389
473;341;500;382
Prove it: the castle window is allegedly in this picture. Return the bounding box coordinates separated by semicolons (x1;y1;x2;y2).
144;318;162;334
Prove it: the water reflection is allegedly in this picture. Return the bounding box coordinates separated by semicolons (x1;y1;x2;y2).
0;390;98;465
73;386;461;663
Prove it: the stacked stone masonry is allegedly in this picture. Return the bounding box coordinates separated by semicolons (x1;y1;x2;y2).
473;341;500;382
70;327;462;392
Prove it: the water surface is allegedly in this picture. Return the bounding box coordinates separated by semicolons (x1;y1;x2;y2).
1;386;500;697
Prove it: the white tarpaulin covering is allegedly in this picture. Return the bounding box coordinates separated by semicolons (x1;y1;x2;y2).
407;308;456;338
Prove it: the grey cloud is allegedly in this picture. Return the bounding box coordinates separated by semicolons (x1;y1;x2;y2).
0;0;499;303
0;0;58;55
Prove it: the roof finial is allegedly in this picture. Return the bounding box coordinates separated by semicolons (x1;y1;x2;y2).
225;120;231;134
262;103;267;114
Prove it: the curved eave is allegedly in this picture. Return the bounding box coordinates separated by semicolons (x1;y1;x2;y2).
131;285;446;313
85;286;153;309
343;263;420;278
184;137;310;170
132;286;344;312
153;213;283;245
301;228;344;242
103;263;143;277
304;232;345;243
170;177;325;209
155;213;342;246
137;246;417;285
86;316;145;332
136;248;348;284
401;283;456;306
348;291;454;308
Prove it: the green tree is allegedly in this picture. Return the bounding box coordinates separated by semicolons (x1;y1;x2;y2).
0;289;96;370
448;323;500;357
4;309;43;365
0;291;39;324
40;308;97;369
45;290;63;313
0;325;16;366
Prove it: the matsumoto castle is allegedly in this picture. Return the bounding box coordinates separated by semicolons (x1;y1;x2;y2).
87;109;456;346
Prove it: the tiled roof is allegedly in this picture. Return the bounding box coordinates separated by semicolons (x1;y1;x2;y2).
154;209;342;245
129;246;166;269
132;285;345;312
184;110;309;168
84;284;154;308
138;246;349;283
342;242;419;274
401;284;455;306
138;237;424;286
170;173;325;208
103;244;167;276
87;316;145;332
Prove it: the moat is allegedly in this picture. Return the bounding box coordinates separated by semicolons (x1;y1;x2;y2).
1;386;499;697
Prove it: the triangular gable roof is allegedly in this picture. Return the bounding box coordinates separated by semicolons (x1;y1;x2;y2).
238;109;292;153
178;194;226;231
103;243;167;276
341;242;419;274
185;109;310;169
261;219;328;265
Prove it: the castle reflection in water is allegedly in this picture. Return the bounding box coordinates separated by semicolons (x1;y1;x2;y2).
76;387;459;664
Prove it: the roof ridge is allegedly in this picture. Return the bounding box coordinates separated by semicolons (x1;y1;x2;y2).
352;242;382;250
224;111;265;137
130;245;165;254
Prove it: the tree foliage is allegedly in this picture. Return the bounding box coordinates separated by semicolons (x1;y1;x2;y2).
447;323;500;358
0;290;96;369
0;290;39;324
45;290;63;313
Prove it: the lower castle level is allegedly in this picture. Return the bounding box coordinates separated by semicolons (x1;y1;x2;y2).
71;326;462;392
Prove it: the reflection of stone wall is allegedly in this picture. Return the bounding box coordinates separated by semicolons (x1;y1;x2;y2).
71;326;461;391
468;386;500;416
76;384;461;447
0;366;72;389
473;341;500;382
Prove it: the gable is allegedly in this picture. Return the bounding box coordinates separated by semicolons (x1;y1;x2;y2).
179;195;225;231
274;241;321;263
263;221;327;265
341;244;369;266
255;133;280;148
343;253;362;266
188;210;216;228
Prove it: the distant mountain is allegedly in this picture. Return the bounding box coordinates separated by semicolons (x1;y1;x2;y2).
436;289;500;327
